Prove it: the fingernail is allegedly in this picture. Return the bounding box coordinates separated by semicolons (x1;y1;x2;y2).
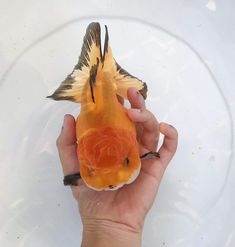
168;124;174;128
62;115;66;129
136;89;145;106
136;90;142;99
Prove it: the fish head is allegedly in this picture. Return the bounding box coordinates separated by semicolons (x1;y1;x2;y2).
78;127;141;190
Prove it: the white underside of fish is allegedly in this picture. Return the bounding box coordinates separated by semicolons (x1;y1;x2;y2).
83;163;141;191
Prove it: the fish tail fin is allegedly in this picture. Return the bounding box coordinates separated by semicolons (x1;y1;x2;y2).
101;25;147;99
47;22;102;102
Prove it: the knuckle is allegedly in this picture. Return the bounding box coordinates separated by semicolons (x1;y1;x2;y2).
56;136;62;147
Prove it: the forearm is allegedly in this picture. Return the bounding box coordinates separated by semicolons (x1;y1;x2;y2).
81;219;141;247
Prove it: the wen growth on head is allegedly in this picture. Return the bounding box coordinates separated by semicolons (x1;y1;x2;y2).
48;22;147;190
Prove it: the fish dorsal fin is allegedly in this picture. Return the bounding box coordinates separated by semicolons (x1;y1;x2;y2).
47;22;102;102
102;25;147;99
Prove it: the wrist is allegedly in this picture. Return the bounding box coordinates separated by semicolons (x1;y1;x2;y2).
81;219;142;247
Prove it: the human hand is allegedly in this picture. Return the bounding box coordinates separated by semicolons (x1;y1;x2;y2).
56;88;178;247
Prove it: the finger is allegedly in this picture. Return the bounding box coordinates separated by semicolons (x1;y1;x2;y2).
56;114;80;176
127;87;146;109
139;123;178;185
127;108;159;151
158;123;178;166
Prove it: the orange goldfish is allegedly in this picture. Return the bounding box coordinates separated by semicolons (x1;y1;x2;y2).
48;22;147;190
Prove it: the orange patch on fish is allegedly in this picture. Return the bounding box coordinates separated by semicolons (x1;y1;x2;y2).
48;22;147;190
78;127;140;189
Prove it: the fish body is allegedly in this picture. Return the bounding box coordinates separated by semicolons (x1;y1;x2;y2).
48;23;147;190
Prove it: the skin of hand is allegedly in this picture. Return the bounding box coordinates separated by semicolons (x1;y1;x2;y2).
56;87;178;247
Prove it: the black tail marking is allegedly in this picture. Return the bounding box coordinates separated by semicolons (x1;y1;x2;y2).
89;58;99;103
75;22;102;71
102;25;109;64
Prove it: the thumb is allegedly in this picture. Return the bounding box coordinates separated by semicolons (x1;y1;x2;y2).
56;114;80;176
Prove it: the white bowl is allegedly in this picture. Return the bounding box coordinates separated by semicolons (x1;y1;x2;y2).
0;1;234;246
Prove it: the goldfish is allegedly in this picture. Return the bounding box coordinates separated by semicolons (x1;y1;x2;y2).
48;22;147;190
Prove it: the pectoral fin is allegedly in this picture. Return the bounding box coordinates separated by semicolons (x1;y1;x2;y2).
47;22;102;102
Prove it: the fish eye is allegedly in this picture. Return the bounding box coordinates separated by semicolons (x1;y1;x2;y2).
123;157;129;166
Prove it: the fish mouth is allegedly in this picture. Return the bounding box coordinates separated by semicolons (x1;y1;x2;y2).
83;164;141;191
